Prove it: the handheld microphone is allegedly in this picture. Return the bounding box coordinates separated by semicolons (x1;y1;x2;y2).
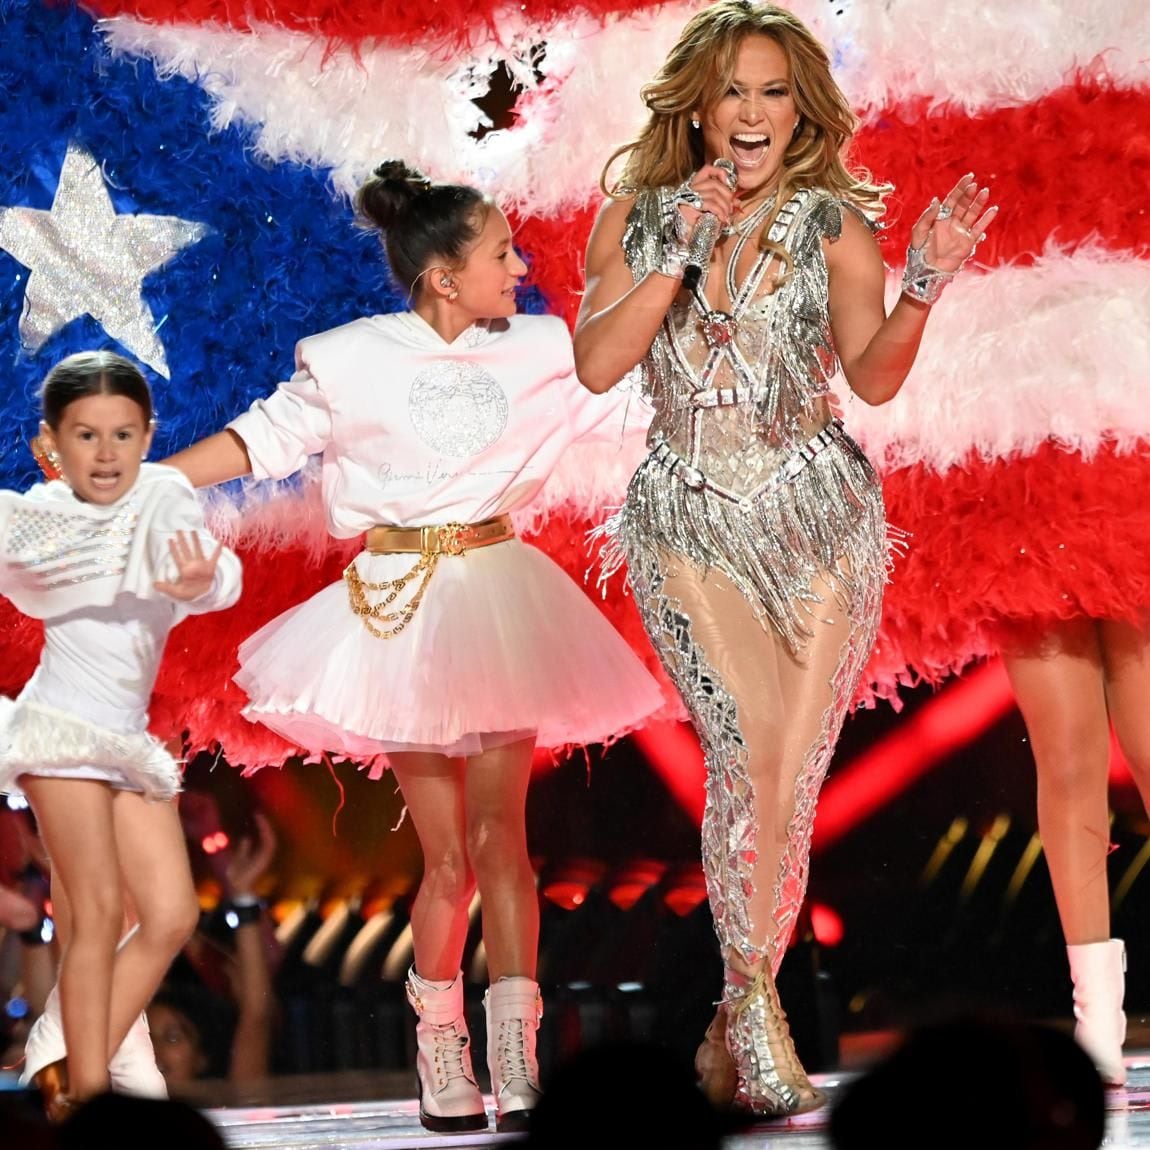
681;158;737;294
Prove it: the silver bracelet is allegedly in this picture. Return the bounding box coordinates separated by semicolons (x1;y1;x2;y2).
671;178;705;215
669;178;704;244
655;236;691;280
901;243;955;306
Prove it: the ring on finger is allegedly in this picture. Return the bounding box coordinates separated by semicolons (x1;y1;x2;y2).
936;204;954;220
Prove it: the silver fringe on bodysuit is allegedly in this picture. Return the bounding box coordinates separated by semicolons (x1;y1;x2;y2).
598;186;892;973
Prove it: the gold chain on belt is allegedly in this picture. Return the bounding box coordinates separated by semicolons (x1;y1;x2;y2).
343;551;442;640
343;519;512;640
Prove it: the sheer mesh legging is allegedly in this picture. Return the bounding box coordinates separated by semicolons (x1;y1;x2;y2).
633;552;879;976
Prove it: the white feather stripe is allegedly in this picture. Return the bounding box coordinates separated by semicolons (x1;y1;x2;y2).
99;2;1150;214
841;245;1150;475
511;433;651;536
838;0;1150;115
97;16;498;197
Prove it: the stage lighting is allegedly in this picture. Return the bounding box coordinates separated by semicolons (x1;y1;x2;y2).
302;897;364;971
539;858;606;911
960;813;1011;902
274;899;320;951
4;995;29;1020
607;859;666;911
468;939;488;984
339;909;396;988
661;862;708;917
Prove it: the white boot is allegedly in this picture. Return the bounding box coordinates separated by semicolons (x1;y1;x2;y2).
1068;938;1127;1086
20;984;167;1097
108;1013;168;1097
405;968;487;1133
19;989;65;1088
484;977;543;1133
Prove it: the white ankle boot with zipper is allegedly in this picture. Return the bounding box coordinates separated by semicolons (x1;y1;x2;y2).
1067;938;1127;1087
484;976;543;1133
405;968;487;1132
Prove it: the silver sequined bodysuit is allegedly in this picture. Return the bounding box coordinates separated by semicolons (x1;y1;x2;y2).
600;186;890;974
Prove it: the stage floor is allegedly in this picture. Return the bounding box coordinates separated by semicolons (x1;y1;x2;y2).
4;1051;1149;1146
201;1056;1150;1149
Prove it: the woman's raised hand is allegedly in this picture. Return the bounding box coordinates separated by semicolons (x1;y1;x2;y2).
910;173;999;274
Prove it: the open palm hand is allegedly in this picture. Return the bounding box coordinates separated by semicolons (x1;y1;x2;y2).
910;173;999;273
154;530;224;602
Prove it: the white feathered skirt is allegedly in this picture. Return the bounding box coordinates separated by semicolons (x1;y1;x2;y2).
234;537;664;761
0;696;181;801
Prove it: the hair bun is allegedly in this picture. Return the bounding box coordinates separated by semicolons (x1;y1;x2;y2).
357;160;434;232
371;159;431;192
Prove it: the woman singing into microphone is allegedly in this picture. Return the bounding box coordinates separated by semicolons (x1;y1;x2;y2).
574;1;996;1118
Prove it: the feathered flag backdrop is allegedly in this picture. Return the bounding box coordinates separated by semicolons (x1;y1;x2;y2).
1;0;1148;770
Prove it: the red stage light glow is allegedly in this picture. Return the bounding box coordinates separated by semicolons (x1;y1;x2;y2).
663;881;708;918
632;720;706;825
1110;729;1134;786
812;660;1018;853
810;902;844;947
606;860;666;911
541;881;589;911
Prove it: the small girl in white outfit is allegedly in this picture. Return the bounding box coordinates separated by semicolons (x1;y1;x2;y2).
0;351;241;1116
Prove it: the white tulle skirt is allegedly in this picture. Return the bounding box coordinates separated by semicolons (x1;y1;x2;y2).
235;538;664;761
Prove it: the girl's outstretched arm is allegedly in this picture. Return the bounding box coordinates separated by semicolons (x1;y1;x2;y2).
163;429;252;489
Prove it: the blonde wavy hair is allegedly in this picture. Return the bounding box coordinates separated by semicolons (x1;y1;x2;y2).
602;1;890;282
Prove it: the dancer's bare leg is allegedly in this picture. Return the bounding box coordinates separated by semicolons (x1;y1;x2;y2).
390;753;474;981
463;736;538;981
1004;621;1111;944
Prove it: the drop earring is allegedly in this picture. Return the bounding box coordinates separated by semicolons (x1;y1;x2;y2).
30;435;62;480
691;117;701;129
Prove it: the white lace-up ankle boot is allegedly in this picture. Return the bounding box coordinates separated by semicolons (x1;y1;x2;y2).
1068;939;1127;1086
484;976;543;1133
405;967;487;1132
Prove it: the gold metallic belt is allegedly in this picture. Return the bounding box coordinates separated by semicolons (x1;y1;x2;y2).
363;514;515;557
346;515;515;640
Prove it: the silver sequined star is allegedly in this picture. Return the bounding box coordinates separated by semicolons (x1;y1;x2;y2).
0;142;208;378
